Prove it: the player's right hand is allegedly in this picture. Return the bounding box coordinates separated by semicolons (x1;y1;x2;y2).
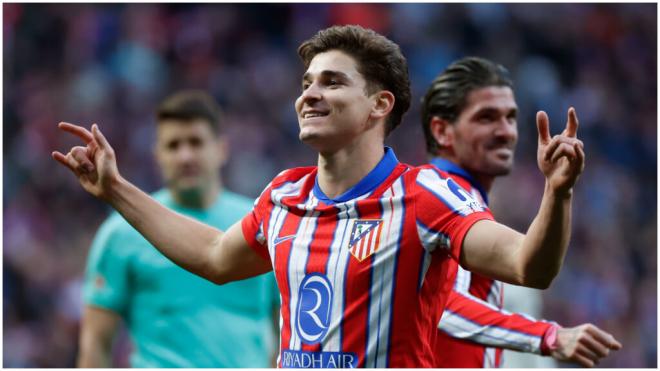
52;122;119;201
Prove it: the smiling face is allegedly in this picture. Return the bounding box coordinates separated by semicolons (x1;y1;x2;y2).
155;119;225;197
448;86;519;178
294;50;378;153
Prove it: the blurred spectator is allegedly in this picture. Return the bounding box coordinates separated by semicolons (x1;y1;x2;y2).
3;3;656;367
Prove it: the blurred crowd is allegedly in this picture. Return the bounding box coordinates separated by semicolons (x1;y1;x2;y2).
3;3;656;367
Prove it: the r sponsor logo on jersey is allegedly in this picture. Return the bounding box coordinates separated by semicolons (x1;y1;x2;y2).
296;273;333;344
348;219;383;262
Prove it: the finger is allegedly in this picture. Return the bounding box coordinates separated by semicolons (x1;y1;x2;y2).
58;122;94;144
544;136;582;162
565;107;579;138
572;352;595;368
92;124;111;151
71;146;95;171
580;334;611;358
537;111;551;145
52;151;75;173
572;142;585;167
71;146;95;172
576;346;601;365
543;136;562;162
64;151;85;176
550;143;577;163
586;326;622;350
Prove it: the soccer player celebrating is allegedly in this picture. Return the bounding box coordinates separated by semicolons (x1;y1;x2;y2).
421;57;622;368
53;26;596;367
77;91;279;367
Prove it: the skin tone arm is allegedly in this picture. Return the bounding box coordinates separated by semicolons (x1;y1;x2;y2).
77;306;121;367
52;123;271;285
451;107;621;365
460;108;585;289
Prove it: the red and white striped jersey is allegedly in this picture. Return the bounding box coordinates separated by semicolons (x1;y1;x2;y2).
430;158;554;368
241;148;493;368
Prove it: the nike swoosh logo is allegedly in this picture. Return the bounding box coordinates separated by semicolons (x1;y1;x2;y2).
273;235;296;246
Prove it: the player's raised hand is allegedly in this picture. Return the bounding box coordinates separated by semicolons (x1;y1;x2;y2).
551;323;622;367
52;122;120;200
536;107;585;196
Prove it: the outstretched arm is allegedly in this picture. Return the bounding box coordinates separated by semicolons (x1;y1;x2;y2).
460;108;585;289
52;123;271;284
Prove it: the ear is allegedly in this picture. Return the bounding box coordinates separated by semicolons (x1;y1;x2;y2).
429;116;454;150
370;90;395;120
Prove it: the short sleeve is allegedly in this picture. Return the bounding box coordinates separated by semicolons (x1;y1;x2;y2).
241;185;272;262
82;216;132;314
414;167;494;261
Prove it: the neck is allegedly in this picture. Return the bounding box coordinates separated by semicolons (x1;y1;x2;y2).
473;173;494;193
316;137;384;199
171;179;221;209
434;155;495;193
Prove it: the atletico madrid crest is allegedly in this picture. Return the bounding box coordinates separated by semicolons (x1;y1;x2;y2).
348;219;384;262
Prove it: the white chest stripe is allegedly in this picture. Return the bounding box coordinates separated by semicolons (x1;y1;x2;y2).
365;178;405;368
322;201;356;352
286;195;320;349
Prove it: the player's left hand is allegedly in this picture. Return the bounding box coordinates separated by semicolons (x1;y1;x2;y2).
551;323;622;367
536;107;585;196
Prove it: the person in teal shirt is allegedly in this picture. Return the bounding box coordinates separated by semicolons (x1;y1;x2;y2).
78;91;279;367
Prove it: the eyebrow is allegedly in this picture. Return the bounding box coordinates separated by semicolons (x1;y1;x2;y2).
474;106;518;116
302;70;351;83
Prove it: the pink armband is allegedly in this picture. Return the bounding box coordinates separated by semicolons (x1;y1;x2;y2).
541;324;560;355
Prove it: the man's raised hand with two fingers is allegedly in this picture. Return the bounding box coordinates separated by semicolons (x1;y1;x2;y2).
536;107;586;196
459;107;586;289
52;123;118;200
52;122;272;285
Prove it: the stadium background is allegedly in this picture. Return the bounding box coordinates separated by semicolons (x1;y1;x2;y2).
3;3;656;367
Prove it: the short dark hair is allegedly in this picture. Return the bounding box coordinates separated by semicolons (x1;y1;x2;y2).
156;90;223;133
298;25;411;136
421;57;513;155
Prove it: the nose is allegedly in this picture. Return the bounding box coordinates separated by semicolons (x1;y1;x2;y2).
299;82;322;106
175;143;196;163
494;118;517;142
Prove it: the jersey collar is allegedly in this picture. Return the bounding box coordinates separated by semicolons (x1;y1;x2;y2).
430;157;489;206
314;147;399;205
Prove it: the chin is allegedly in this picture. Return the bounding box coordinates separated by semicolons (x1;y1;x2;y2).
298;129;315;143
172;179;204;193
489;162;514;176
299;130;329;150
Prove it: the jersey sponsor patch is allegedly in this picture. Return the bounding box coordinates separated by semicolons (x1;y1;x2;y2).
446;178;485;213
348;219;383;262
281;350;358;368
296;273;333;344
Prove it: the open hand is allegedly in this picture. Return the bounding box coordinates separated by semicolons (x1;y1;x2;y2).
537;107;585;196
52;122;119;200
